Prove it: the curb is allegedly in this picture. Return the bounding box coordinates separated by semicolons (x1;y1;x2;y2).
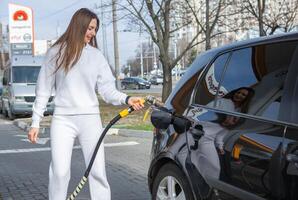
12;119;153;138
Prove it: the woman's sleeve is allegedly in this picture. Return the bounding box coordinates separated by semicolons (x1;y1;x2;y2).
96;54;127;105
31;53;55;128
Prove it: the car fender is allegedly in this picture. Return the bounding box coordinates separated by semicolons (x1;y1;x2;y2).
148;150;209;200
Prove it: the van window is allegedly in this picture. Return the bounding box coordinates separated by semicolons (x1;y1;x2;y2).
12;66;41;84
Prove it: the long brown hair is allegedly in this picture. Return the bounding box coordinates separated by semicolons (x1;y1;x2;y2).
223;87;255;113
53;8;99;73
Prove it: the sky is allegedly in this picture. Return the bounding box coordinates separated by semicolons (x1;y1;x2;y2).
0;0;143;67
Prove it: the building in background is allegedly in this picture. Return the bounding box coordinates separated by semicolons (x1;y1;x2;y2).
169;0;298;60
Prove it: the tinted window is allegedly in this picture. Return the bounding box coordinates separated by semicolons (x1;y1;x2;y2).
170;70;203;115
193;53;230;106
12;66;41;83
260;100;280;120
220;48;257;92
278;43;298;124
200;41;298;123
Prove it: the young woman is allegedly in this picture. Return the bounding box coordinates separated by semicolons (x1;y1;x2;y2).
196;87;254;180
27;8;144;200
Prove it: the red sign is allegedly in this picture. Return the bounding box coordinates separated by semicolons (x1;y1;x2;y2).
13;10;28;21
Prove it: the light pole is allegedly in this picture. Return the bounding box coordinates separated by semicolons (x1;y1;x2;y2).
153;42;157;75
139;25;144;78
112;0;120;89
174;39;178;80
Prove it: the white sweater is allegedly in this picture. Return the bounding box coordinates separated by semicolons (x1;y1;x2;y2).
31;44;127;128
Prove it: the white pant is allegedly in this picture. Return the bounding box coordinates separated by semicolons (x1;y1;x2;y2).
49;114;110;200
195;122;228;180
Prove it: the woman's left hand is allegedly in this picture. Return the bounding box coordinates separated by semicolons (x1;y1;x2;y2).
128;96;145;111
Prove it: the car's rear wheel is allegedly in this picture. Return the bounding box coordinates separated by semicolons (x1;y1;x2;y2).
152;163;195;200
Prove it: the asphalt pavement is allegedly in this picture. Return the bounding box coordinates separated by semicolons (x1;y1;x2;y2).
0;116;153;200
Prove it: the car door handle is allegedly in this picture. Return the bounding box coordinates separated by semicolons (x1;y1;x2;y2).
286;154;298;163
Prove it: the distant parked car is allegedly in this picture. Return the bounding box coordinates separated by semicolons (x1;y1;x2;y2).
150;75;163;85
121;77;151;90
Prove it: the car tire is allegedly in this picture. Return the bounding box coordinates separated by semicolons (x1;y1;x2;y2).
152;163;195;200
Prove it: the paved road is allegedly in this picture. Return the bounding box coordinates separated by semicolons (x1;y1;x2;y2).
0;116;153;200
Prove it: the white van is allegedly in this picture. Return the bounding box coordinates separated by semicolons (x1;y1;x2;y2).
1;56;54;119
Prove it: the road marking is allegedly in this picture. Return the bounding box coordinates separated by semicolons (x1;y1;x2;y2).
0;141;139;154
21;138;50;145
15;134;50;145
0;120;13;124
104;141;139;147
15;135;139;146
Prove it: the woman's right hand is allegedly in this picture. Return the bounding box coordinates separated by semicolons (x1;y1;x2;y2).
28;127;39;144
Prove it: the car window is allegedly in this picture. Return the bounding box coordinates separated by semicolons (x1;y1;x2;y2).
278;43;298;125
260;100;280;120
193;53;230;106
220;48;257;92
170;69;203;115
193;41;298;123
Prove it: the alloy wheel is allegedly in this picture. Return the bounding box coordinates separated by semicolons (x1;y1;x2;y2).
157;176;186;200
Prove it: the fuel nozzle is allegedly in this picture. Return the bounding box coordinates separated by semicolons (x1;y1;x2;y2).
142;95;164;122
145;95;164;107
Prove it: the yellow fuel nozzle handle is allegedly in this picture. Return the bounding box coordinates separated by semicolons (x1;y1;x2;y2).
119;96;163;119
119;98;146;118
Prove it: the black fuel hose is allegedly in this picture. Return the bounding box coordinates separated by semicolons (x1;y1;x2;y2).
67;106;135;200
67;95;163;200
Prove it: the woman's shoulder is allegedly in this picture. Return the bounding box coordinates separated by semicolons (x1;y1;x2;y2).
85;44;103;56
218;98;233;104
217;98;234;110
45;44;60;58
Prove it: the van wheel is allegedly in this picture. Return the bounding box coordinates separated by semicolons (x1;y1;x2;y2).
152;163;195;200
3;106;8;117
7;105;15;120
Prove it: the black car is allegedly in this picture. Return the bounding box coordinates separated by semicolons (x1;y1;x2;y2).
121;77;151;89
148;32;298;200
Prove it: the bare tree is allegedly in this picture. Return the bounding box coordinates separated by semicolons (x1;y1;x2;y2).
244;0;298;36
98;0;242;100
186;0;240;50
116;0;204;101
